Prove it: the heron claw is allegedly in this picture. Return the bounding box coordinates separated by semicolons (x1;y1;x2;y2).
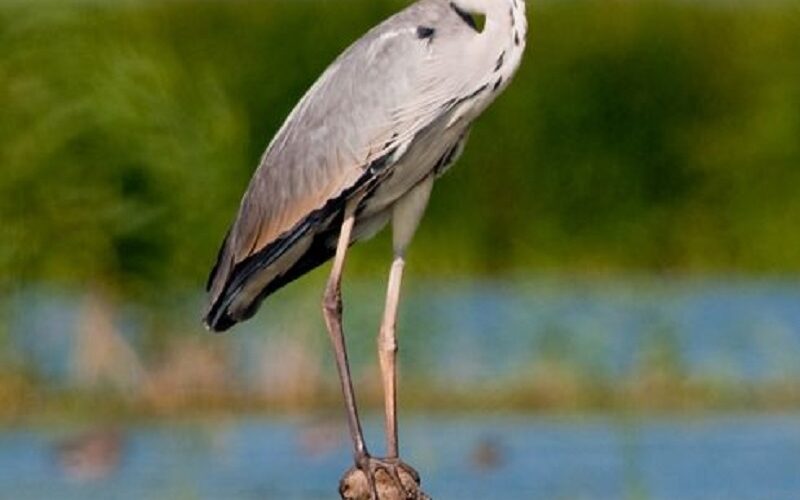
339;455;429;500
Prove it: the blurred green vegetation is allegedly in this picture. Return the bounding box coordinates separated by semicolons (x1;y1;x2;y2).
1;0;800;432
1;0;799;305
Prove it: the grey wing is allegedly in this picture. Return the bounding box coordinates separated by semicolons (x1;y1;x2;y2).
205;0;481;331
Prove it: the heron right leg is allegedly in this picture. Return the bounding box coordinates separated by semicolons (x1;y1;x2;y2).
322;199;369;462
379;174;434;459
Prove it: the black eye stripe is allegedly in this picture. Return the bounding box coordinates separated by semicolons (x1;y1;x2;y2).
449;2;480;33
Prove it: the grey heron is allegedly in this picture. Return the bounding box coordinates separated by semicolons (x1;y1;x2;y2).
204;0;527;496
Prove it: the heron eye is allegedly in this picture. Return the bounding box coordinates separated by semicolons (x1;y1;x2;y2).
449;2;486;33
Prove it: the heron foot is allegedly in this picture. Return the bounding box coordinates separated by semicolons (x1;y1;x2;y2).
339;455;430;500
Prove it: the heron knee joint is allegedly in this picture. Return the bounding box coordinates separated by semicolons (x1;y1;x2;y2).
379;331;398;353
322;288;342;316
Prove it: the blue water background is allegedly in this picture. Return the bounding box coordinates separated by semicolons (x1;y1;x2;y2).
2;414;800;499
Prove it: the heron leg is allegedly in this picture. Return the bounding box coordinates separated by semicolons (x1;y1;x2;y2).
322;199;369;462
378;174;434;460
378;255;404;458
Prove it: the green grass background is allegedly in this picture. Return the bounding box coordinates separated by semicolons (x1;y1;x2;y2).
2;0;798;305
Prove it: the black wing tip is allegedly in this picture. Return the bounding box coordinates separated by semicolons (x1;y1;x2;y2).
203;289;240;333
203;307;238;333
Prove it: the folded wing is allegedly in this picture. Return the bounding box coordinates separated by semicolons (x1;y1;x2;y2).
205;0;482;331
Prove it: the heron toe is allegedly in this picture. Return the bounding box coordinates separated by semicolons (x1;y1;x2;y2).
339;456;429;500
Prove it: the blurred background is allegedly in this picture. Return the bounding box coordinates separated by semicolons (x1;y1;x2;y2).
2;0;800;498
